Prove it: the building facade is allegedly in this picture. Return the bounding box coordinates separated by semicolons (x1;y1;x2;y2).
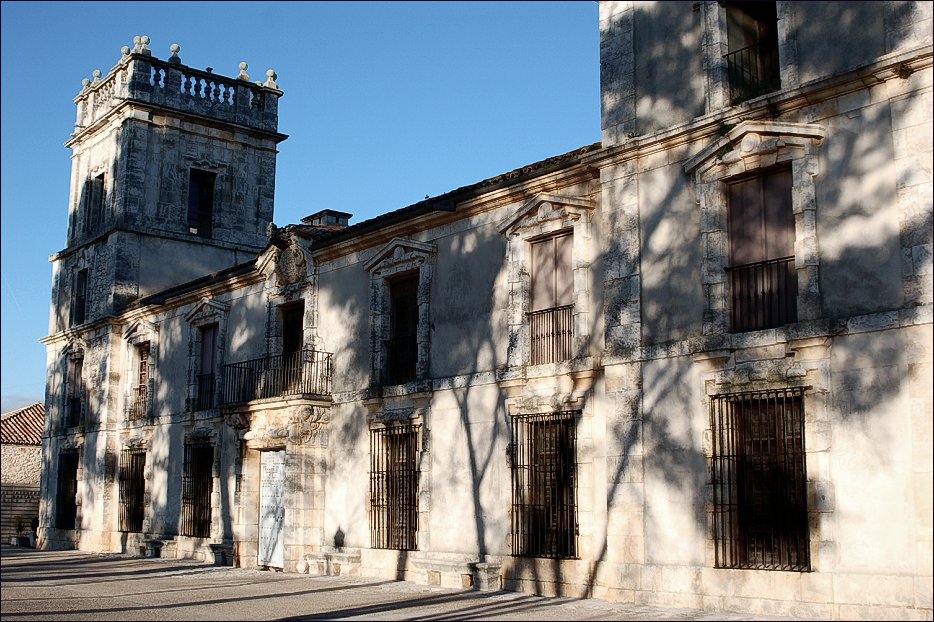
40;4;932;619
1;403;44;544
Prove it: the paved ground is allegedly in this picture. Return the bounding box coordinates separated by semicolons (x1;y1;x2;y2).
0;545;812;621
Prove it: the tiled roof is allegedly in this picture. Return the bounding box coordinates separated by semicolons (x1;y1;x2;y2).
0;403;44;446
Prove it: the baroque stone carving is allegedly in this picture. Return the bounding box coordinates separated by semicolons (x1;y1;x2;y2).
289;405;330;445
276;245;307;287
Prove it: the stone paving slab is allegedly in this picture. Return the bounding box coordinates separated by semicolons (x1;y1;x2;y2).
0;546;815;621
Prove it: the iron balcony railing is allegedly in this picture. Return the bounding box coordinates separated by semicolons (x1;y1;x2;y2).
726;256;797;333
528;305;573;366
383;336;417;386
724;43;780;103
221;348;332;405
195;373;215;411
129;385;148;420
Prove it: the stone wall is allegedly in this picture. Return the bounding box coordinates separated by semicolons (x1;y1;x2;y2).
1;444;41;485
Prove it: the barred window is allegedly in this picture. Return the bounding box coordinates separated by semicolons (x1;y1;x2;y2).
529;232;573;365
180;440;213;538
369;425;419;550
119;449;146;533
510;411;578;558
710;388;809;571
130;343;150;420
55;450;79;530
65;357;85;429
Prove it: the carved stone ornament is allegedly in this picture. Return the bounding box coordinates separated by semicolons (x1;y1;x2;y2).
225;411;250;430
289;405;330;445
276;245;307;287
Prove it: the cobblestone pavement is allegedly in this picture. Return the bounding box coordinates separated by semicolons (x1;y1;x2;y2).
0;546;814;621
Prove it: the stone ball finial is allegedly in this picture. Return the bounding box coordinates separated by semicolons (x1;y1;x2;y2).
168;43;181;64
121;45;130;56
82;78;91;89
141;35;150;46
237;61;250;81
92;69;102;83
264;69;279;89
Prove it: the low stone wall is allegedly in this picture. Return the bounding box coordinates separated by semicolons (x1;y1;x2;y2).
0;484;40;543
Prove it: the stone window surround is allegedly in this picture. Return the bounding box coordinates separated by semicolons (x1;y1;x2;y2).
257;239;317;358
499;193;596;372
364;238;436;391
59;340;89;433
694;336;834;573
184;299;229;413
684;120;825;337
701;1;799;112
122;319;159;420
120;436;152;534
180;426;221;540
367;407;429;551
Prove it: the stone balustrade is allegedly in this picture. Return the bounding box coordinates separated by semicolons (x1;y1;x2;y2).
73;35;282;135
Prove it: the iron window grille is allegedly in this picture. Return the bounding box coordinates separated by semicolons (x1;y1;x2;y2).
55;450;79;530
710;388;810;571
369;424;419;550
119;449;146;533
130;343;150;420
180;440;213;538
510;411;579;559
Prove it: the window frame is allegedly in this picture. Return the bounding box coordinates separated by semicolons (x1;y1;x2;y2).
369;424;420;551
55;449;80;530
118;448;147;533
510;410;579;559
72;269;88;327
187;168;216;238
709;388;810;572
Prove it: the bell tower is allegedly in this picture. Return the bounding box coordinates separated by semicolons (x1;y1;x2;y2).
49;35;286;333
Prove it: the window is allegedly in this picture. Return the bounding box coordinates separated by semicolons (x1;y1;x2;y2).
726;167;797;332
55;450;79;530
195;324;217;411
130;342;150;420
529;232;573;365
710;388;809;571
369;425;419;550
118;449;146;533
85;173;104;234
187;169;215;237
72;269;88;326
724;1;780;104
510;411;578;558
65;357;85;428
180;440;213;538
384;274;418;385
280;302;304;392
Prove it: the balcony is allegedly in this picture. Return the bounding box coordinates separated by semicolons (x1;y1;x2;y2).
129;385;149;420
724;43;780;104
528;305;573;366
726;256;797;333
221;348;332;405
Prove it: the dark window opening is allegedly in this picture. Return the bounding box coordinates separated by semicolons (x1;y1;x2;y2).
370;425;419;550
510;411;578;558
72;269;88;326
710;388;809;571
65;357;85;428
131;343;150;420
726;167;797;332
55;450;79;530
529;232;573;365
724;2;780;103
195;324;217;411
281;302;304;391
85;173;105;235
180;440;213;538
187;169;215;238
385;274;418;385
119;449;146;532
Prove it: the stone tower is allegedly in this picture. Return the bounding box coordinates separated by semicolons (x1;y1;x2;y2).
49;36;285;334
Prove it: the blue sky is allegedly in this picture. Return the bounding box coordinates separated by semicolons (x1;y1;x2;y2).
0;1;600;412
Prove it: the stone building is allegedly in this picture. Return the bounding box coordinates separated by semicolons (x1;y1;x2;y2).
40;4;932;619
1;403;44;543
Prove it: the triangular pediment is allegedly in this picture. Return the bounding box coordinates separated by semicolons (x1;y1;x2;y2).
184;297;230;323
499;193;595;239
364;238;436;274
684;120;825;176
123;318;158;343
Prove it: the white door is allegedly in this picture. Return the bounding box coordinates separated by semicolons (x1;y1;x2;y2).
258;450;285;568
